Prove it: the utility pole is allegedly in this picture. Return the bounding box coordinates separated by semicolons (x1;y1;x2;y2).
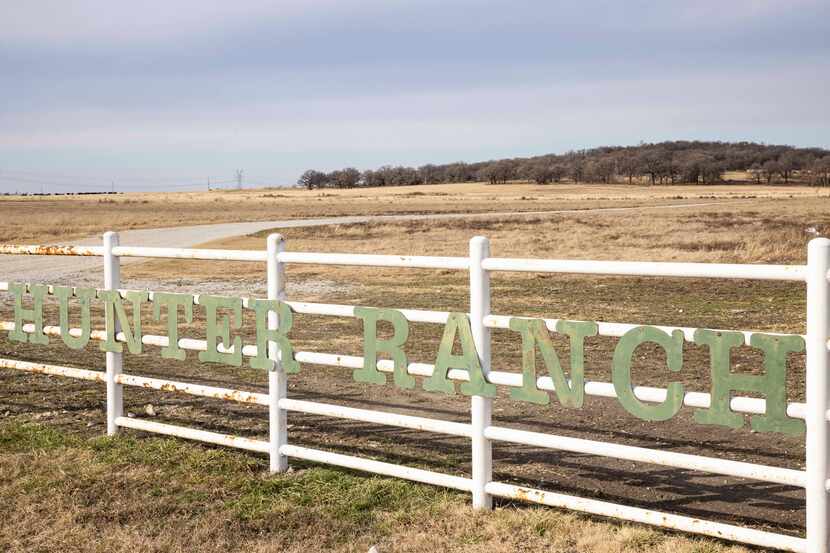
235;169;243;190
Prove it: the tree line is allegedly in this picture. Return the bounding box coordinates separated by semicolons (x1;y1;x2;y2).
298;141;830;189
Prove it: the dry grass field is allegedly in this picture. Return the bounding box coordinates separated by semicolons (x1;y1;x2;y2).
2;183;830;553
0;181;823;243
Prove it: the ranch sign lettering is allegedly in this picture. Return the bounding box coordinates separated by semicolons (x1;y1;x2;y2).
7;281;805;436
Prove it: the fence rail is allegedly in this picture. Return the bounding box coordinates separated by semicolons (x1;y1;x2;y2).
1;234;829;552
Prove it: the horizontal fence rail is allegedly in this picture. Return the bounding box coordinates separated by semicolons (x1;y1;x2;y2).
1;235;829;552
485;482;806;552
481;257;810;281
2;243;820;279
0;354;811;552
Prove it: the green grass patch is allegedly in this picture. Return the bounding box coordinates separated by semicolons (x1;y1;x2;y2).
0;420;461;547
230;466;452;523
89;433;263;479
0;420;72;452
0;420;751;553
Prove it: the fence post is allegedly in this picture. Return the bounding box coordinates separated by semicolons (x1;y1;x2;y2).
267;233;289;472
807;237;830;553
103;231;122;436
469;236;493;509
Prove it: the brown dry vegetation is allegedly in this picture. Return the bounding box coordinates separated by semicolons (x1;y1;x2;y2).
0;182;824;243
3;186;830;552
0;422;751;553
127;194;829;336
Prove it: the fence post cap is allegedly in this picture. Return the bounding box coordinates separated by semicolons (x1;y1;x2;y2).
469;237;490;263
469;235;490;253
103;231;119;246
808;237;830;249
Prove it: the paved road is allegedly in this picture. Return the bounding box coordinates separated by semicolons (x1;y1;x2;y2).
0;200;738;284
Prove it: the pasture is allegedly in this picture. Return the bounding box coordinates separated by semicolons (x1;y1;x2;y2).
2;183;829;552
0;182;821;243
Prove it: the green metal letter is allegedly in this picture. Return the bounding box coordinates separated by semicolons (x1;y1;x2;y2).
694;329;805;436
8;282;49;344
248;299;299;374
612;326;684;422
198;295;244;366
98;290;149;354
423;312;496;397
507;318;598;407
508;318;549;405
52;286;95;350
353;307;414;389
152;292;194;360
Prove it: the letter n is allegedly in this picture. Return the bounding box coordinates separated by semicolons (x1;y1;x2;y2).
98;290;149;354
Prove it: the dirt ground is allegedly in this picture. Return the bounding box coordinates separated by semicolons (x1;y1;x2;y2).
2;186;829;550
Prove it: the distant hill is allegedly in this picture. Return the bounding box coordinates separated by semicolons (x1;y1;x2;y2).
298;141;830;189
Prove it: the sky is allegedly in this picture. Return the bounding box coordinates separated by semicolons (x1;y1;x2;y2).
0;0;828;193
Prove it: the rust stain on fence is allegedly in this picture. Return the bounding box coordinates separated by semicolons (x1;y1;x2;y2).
0;245;102;256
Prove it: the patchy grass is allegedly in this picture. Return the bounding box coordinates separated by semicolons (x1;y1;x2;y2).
2;186;824;551
0;421;752;553
0;182;826;244
0;420;69;452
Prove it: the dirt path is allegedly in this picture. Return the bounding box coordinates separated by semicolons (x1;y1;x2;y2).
0;199;743;284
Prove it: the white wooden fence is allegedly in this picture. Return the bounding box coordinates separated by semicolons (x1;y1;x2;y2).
0;232;829;552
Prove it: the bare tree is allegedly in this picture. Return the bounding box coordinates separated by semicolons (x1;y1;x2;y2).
748;163;763;184
362;169;384;188
527;163;554;184
298;169;327;190
595;159;616;183
417;164;441;184
295;141;829;190
550;164;566;183
568;158;585;183
330;168;361;188
777;151;799;183
618;156;640;184
762;160;780;184
814;157;830;187
638;153;663;186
